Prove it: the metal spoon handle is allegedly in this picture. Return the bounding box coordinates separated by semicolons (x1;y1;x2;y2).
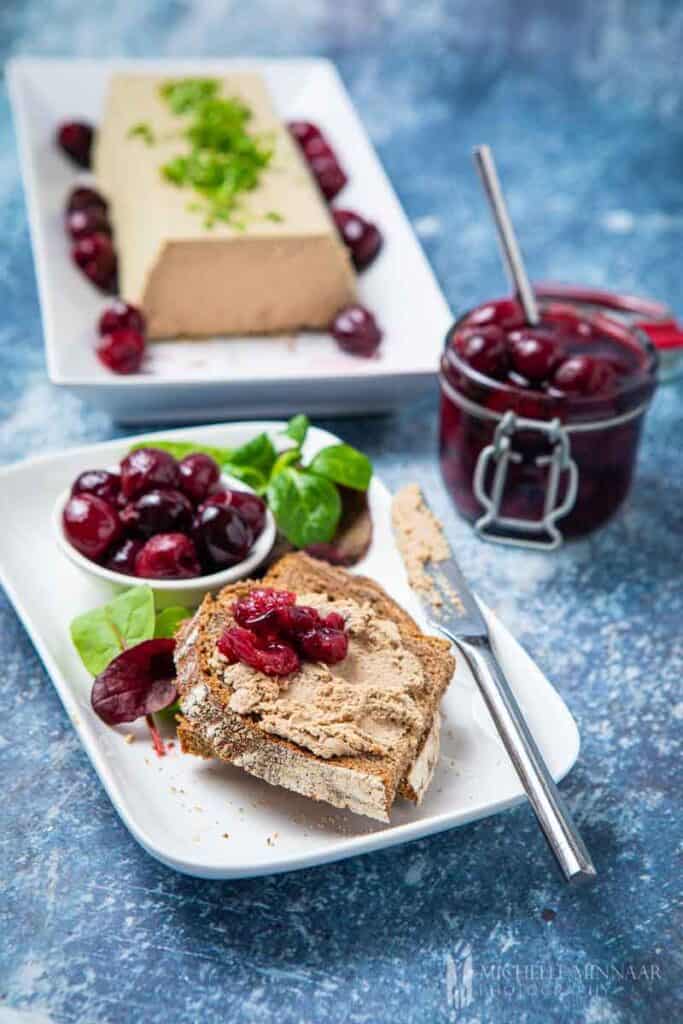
453;633;596;885
473;144;540;326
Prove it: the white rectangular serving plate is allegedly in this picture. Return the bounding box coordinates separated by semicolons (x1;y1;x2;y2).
8;57;452;424
0;422;580;879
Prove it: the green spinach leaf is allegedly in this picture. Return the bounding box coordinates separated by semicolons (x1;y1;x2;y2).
70;586;155;676
283;414;309;446
267;468;341;547
308;444;372;491
154;606;191;639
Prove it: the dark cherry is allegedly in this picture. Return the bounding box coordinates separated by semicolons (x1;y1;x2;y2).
553;355;616;396
104;536;144;576
309;153;347;200
464;298;526;331
56;121;94;168
71;469;121;505
332;210;382;271
96;328;145;374
66;207;111;241
120;448;181;499
298;627;349;664
203;489;266;535
134;533;202;580
98;302;145;337
66;186;108;216
120;488;194;538
288;121;322;147
72;233;117;291
178;453;220;504
63;493;122;560
507;329;563;383
233;588;296;631
302;136;334;160
324;611;346;631
331;304;382;357
218;626;300;677
192;504;254;570
454;325;507;378
277;605;321;637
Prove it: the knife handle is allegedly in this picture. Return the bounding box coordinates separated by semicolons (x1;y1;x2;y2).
452;634;596;885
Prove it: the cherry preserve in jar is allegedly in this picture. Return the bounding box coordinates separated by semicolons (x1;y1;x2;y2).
439;291;659;548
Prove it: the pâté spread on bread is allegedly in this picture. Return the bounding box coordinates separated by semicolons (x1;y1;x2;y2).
175;553;454;821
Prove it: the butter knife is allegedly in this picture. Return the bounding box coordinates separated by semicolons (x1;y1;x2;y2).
417;523;596;885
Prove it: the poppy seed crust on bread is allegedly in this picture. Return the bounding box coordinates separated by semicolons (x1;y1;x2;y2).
175;553;455;821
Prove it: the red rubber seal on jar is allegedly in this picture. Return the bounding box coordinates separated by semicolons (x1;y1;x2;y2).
534;283;683;351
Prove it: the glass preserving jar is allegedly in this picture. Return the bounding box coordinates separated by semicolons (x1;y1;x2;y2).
439;293;659;548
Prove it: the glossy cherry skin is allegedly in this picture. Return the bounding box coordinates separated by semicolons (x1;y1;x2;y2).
553;355;616;396
332;210;382;271
178;453;220;504
202;489;266;536
297;626;349;664
507;329;563;383
98;302;145;337
65;186;108;216
72;233;117;291
309;153;347;200
56;121;94;168
134;533;202;579
71;470;121;506
331;304;382;357
120;488;194;538
63;493;122;560
120;448;181;500
192;504;254;570
288;121;322;147
302;137;347;199
104;536;144;576
453;325;508;378
96;328;145;374
66;207;111;241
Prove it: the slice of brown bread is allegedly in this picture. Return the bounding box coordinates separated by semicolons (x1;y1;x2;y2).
175;553;455;821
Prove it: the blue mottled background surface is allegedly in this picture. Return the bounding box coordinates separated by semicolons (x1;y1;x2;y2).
1;2;682;1022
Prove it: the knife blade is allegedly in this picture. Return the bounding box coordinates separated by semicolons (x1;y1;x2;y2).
404;496;596;886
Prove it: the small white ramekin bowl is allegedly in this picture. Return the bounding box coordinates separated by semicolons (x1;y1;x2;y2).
53;471;276;608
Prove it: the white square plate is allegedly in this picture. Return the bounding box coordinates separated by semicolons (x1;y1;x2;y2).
8;58;452;424
0;421;580;878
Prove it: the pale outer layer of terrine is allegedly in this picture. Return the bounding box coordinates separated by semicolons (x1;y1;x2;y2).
94;73;356;339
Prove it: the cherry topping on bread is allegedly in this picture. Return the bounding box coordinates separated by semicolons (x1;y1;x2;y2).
226;589;349;674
